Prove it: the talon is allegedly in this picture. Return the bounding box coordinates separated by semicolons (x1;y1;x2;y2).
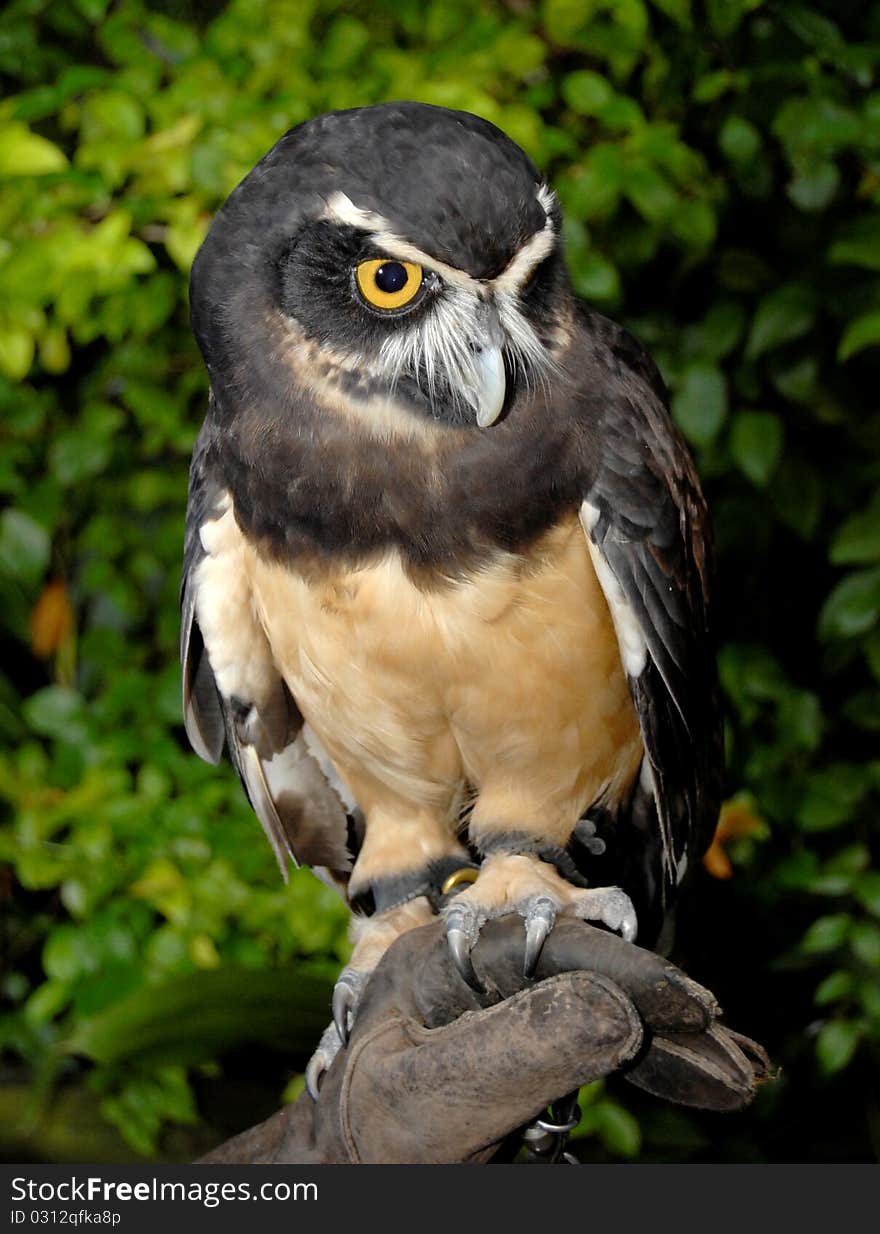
442;901;485;992
523;896;556;978
305;1021;344;1101
305;1053;324;1102
446;923;484;993
332;980;355;1048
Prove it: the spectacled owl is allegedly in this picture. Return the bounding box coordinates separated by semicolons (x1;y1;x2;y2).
181;102;721;1093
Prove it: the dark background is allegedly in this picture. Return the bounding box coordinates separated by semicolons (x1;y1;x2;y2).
1;0;878;1162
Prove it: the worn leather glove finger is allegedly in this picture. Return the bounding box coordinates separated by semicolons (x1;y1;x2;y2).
402;916;720;1033
334;966;644;1163
351;917;769;1122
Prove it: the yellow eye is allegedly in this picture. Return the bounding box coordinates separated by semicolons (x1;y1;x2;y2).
356;258;423;310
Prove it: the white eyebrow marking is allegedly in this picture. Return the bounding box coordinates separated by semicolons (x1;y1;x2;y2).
323;183;556;295
323;191;475;287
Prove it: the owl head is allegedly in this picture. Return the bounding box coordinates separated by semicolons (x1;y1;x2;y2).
190;102;572;436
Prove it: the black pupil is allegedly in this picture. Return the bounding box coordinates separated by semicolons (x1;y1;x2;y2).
375;262;408;294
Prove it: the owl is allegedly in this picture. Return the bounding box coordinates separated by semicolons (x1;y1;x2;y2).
181;102;721;1093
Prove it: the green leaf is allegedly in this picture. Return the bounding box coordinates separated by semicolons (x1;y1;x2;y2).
828;217;880;272
850;922;880;968
773;97;861;161
814;971;854;1007
797;766;869;832
692;301;745;361
22;687;88;742
818;567;880;641
64;965;335;1068
562;71;613;115
595;1101;641;1158
787;161;839;212
771;459;822;540
572;251;621;302
854;872;880;917
801;914;851;954
0;122;68;176
623;165;678;222
838;311;880;362
830;497;880;565
719;116;760;163
816;1020;860;1075
729;412;783;486
672;363;728;446
0;508;50;585
706;0;764;38
0;327;35;380
648;0;692;28
745;284;816;360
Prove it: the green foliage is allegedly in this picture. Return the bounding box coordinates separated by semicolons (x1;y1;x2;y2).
1;0;879;1161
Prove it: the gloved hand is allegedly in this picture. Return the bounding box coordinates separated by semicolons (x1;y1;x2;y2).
201;916;769;1165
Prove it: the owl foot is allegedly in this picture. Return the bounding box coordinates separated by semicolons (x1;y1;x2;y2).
441;852;637;986
305;1021;344;1101
305;965;370;1100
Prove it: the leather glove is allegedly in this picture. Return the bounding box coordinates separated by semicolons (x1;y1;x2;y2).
201;916;770;1165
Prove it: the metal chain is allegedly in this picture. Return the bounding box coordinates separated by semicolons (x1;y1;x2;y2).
521;1090;581;1164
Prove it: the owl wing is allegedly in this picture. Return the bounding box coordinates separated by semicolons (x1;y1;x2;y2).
575;312;723;925
180;412;353;880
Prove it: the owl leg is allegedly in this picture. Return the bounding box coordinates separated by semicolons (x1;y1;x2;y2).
306;802;471;1098
305;897;437;1099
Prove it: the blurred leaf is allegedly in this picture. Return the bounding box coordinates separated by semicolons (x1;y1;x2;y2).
0;328;35;380
719;116;760;163
797;767;869;832
830;497;880;565
562;71;613;115
801;915;851;954
828;217;880;272
0;123;68;175
729;412;783;486
745;285;816;360
0;509;50;585
838;311;880;362
22;687;87;743
814;970;854;1006
816;1020;861;1075
854;872;880;918
595;1101;642;1158
818;568;880;641
64;966;334;1068
850;922;880;968
672;362;728;446
788;162;839;212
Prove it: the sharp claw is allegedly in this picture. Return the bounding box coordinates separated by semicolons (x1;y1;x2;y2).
332;981;354;1048
523;897;556;979
305;1053;324;1102
445;924;484;993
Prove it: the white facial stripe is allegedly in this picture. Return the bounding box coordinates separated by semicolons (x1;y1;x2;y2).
324;185;556;295
324;192;475;288
493;223;555;293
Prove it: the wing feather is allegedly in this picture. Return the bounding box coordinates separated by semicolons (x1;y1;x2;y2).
180;414;352;881
575;312;723;928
